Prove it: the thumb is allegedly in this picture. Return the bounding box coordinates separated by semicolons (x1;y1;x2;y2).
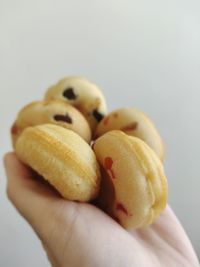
3;152;79;242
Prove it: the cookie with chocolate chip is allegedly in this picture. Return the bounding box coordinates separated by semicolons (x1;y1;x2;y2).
95;108;164;160
11;99;92;146
44;76;107;132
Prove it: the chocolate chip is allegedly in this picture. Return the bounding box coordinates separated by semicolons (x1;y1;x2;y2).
63;88;77;100
53;114;73;124
92;109;104;122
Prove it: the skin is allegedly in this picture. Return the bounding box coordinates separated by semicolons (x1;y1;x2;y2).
4;153;199;267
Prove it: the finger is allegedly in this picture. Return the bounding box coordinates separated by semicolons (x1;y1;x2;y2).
3;152;76;239
150;206;199;264
130;206;199;266
4;151;58;206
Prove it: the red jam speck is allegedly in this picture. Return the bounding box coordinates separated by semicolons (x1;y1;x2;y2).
104;157;116;179
11;123;18;135
121;122;138;132
116;203;128;215
104;157;113;169
103;116;110;125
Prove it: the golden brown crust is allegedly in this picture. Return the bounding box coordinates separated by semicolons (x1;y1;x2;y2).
93;130;167;229
44;76;107;131
15;124;101;201
11;99;92;147
95;108;165;160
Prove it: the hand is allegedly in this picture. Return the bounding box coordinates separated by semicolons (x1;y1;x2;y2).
4;153;199;267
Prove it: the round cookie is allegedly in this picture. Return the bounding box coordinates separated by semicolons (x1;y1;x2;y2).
11;99;92;147
44;76;107;131
95;108;164;160
93;130;167;229
15;124;101;201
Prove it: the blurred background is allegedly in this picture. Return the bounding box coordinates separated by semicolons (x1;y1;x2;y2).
0;0;200;266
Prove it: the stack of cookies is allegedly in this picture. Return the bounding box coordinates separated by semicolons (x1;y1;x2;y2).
11;76;167;229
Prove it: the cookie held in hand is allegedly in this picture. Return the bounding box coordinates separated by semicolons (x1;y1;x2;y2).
95;108;164;160
93;130;167;229
15;124;101;202
11;99;92;146
44;76;107;131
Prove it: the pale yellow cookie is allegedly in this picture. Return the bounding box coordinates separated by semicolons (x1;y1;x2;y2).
93;130;167;229
11;100;92;147
15;124;101;201
95;108;164;160
44;76;107;131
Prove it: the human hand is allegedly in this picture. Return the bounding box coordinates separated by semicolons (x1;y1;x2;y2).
4;153;199;267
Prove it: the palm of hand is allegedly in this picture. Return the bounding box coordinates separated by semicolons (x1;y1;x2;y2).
4;153;199;267
44;200;198;267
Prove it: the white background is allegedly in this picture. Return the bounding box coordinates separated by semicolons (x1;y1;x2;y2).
0;0;200;266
